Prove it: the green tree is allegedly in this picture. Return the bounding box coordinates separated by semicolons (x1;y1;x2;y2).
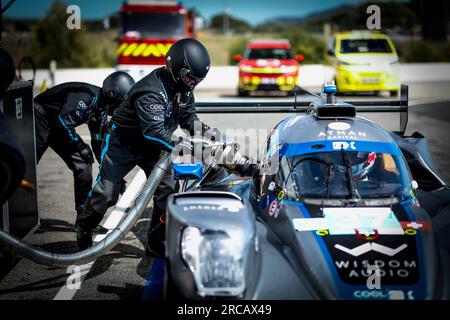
209;13;252;34
304;1;418;32
281;27;326;64
228;37;249;65
28;0;103;68
253;21;288;34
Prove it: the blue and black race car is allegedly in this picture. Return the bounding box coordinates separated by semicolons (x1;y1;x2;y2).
1;84;448;300
162;84;450;300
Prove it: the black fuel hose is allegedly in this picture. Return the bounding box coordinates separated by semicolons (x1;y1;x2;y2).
0;152;171;267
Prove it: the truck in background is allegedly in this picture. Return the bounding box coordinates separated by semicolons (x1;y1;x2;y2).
116;0;196;75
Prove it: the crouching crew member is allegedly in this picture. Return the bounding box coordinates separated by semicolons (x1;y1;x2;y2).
34;71;135;220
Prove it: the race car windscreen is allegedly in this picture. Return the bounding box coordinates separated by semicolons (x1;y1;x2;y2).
283;151;411;202
245;48;294;60
340;39;393;53
120;12;184;38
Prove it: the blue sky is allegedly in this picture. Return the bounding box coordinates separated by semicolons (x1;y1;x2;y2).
4;0;371;25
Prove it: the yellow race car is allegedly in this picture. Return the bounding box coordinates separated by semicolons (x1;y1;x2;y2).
328;31;400;96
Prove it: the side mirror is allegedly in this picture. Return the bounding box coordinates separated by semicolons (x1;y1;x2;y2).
327;49;335;56
173;163;204;180
411;180;419;190
233;54;242;63
295;54;304;62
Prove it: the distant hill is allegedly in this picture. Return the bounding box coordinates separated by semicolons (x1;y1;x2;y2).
268;3;358;26
260;1;419;33
3;13;119;33
208;13;252;33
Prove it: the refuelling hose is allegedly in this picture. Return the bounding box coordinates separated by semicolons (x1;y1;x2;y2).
0;152;171;267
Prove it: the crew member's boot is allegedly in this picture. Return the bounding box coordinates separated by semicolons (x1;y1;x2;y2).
75;224;93;250
146;211;166;257
77;205;108;235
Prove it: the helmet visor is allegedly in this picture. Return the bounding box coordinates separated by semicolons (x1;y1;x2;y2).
179;68;204;90
335;152;377;179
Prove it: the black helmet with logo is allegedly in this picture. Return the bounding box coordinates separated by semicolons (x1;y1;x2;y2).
102;71;135;112
165;38;210;92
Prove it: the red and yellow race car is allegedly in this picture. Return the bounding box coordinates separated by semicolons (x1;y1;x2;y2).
234;39;303;96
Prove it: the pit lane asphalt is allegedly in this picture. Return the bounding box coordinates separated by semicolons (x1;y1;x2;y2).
0;82;449;300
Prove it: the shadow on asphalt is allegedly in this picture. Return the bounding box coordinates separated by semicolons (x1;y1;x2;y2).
0;274;67;296
97;283;145;300
35;219;76;234
78;207;155;299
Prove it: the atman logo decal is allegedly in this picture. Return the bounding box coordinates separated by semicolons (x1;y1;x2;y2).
117;42;172;58
318;130;366;140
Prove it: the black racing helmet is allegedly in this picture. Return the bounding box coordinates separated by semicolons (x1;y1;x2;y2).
102;71;135;111
165;38;210;92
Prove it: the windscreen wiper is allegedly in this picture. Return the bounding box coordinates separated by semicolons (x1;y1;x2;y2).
325;162;333;200
340;148;361;203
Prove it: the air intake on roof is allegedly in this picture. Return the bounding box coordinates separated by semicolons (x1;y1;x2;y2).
314;83;357;118
315;104;356;118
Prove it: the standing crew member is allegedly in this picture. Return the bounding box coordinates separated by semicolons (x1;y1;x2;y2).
76;39;215;255
34;71;135;221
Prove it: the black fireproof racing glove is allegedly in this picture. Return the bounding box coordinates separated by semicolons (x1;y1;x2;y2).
176;138;194;155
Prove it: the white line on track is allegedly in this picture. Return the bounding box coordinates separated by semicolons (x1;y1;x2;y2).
80;135;91;141
53;169;147;300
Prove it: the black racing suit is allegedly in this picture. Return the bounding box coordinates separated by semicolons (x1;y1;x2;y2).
76;67;210;242
34;82;107;215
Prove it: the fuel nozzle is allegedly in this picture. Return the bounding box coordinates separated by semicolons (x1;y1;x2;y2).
228;151;255;177
209;142;255;177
